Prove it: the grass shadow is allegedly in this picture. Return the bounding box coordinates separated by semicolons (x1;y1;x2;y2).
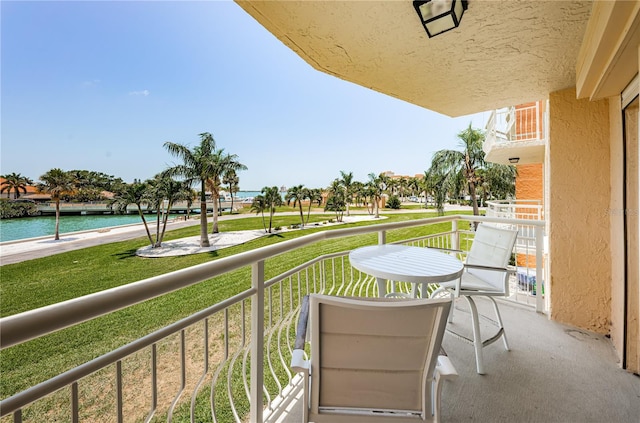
113;249;140;260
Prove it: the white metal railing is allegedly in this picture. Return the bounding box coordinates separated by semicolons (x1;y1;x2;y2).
484;101;548;155
485;201;546;305
486;199;543;221
0;215;546;423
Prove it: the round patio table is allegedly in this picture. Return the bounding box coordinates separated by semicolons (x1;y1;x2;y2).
349;244;464;297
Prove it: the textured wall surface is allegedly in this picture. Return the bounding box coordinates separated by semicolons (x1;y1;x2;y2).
548;87;611;333
516;164;543;202
238;1;592;116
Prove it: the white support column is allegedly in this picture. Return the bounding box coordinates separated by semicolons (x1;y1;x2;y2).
250;260;265;423
535;225;545;313
452;220;460;250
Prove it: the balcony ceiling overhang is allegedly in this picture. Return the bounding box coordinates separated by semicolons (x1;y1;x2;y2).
236;0;593;117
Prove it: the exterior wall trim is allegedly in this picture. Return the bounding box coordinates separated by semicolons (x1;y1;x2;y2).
576;1;640;100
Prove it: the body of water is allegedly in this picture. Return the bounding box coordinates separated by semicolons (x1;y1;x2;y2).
0;191;264;243
0;214;159;243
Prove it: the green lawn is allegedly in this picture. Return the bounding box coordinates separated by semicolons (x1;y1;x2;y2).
0;211;468;403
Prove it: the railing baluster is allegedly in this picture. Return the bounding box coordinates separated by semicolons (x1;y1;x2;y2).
250;261;265;423
167;330;186;422
535;225;545;313
144;344;157;423
190;319;209;421
116;360;123;423
71;382;79;423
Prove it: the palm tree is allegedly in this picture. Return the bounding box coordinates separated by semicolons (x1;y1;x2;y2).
407;176;422;202
478;163;517;205
261;186;283;233
325;179;346;222
367;172;385;218
222;169;240;214
205;149;247;234
37;169;76;240
286;184;307;227
305;188;323;225
163;132;218;247
1;172;34;199
428;123;486;216
351;181;365;207
423;168;448;214
147;175;193;247
250;195;269;232
339;171;354;216
111;182;155;246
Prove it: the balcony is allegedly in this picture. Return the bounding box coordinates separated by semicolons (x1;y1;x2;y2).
484;102;547;165
1;215;637;422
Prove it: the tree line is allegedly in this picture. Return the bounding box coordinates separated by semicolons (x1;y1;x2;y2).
1;125;515;245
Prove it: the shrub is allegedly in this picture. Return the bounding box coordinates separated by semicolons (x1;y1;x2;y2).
386;195;401;209
0;199;39;219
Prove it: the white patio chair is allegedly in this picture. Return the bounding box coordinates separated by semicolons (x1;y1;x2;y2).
291;294;457;423
430;224;518;374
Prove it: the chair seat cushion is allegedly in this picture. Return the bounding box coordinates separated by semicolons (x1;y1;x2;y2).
439;272;502;293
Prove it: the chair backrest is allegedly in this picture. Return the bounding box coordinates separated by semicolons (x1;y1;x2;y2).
465;224;518;292
307;294;451;421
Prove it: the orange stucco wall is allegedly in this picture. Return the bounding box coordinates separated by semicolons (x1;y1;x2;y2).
516;164;543;201
548;87;611;334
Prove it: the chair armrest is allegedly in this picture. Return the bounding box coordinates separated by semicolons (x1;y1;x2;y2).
464;263;517;273
435;355;458;380
291;296;311;374
291;349;310;374
294;295;310;350
427;246;464;254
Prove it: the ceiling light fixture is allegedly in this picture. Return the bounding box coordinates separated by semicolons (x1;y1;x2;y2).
413;0;468;38
508;157;520;164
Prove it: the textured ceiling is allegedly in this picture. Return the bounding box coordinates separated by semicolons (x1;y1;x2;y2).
236;0;593;117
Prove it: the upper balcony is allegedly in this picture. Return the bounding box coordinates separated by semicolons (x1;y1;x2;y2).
1;215;638;423
483;101;548;165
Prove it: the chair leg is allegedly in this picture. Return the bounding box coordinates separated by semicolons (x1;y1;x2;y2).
488;297;510;351
464;296;485;375
429;287;455;322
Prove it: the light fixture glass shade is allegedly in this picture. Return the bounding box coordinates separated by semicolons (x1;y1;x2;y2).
414;0;467;38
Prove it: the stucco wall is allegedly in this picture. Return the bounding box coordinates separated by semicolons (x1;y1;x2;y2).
516;164;543;202
548;87;611;333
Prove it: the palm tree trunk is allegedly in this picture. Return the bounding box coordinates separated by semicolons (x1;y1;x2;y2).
374;196;380;218
199;201;210;247
268;209;274;233
158;201;173;246
54;200;60;240
154;208;161;247
199;181;210;247
137;205;155;246
211;187;220;234
211;196;220;234
298;203;304;227
469;182;479;216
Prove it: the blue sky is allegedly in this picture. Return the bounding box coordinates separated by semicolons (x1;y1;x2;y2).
1;0;487;191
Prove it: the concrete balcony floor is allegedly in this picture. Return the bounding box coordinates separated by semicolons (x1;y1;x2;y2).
273;298;640;423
